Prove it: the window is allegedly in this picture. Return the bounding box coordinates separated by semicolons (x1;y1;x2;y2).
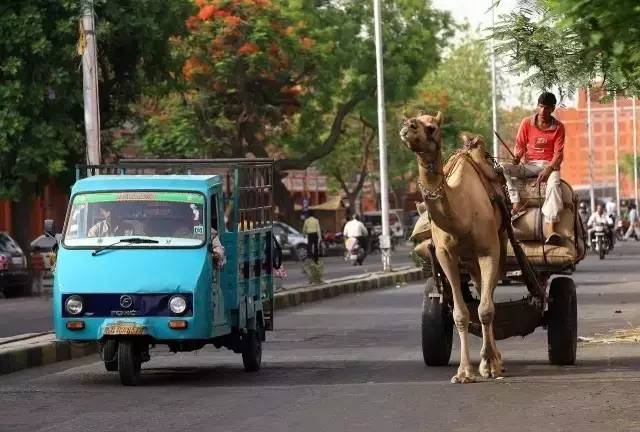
63;191;206;248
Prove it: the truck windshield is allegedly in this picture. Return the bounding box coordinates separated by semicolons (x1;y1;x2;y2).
63;191;206;248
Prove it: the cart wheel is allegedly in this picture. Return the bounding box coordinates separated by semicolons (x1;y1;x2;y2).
547;277;577;365
118;340;142;386
421;277;453;366
242;327;262;372
598;237;605;260
103;339;118;372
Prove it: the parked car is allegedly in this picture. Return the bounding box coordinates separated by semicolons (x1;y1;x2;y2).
273;221;309;261
0;232;30;297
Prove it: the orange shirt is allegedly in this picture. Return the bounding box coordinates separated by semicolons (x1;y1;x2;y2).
514;114;565;166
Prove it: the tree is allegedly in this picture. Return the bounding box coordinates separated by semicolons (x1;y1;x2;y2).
147;0;453;218
0;0;193;199
317;116;374;211
492;0;640;97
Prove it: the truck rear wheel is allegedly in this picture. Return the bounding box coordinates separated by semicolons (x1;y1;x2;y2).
103;340;118;372
242;327;263;372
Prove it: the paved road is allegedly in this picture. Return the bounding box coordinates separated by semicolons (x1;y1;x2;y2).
2;244;640;431
0;245;414;338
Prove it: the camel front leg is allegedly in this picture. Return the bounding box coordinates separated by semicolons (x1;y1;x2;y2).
477;254;503;379
436;247;476;384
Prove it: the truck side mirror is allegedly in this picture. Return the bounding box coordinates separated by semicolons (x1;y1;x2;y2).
44;219;56;238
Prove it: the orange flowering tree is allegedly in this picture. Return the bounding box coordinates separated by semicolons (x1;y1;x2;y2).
169;0;318;157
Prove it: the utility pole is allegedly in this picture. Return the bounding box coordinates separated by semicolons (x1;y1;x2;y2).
633;97;638;206
81;0;101;165
614;94;621;219
490;4;499;158
372;0;391;272
587;87;595;213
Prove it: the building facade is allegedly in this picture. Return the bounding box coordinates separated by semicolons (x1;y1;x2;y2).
555;90;639;203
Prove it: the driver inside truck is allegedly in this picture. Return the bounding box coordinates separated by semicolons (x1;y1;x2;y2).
87;204;134;237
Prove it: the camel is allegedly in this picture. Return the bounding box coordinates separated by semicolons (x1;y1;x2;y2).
400;111;504;383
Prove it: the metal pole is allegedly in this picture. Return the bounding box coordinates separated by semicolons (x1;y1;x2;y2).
587;87;595;213
373;0;391;272
490;4;499;158
614;94;621;219
81;0;101;165
633;97;638;206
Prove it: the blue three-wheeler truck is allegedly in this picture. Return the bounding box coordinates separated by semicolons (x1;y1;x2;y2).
46;159;277;385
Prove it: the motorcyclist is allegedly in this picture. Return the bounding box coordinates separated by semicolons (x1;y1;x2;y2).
587;203;613;249
343;214;368;265
578;201;589;234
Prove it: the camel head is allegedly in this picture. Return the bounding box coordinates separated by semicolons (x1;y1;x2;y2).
399;111;443;155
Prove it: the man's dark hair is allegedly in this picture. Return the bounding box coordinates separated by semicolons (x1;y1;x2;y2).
538;91;557;107
630;203;637;210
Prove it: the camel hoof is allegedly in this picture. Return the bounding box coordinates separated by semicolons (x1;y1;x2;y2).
480;358;503;379
451;368;478;384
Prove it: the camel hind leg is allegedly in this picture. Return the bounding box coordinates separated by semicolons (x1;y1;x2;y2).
435;246;477;384
476;254;503;379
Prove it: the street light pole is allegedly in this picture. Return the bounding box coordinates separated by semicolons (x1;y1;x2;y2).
614;94;621;219
81;0;101;165
490;4;499;158
587;87;595;213
372;0;391;272
633;97;638;206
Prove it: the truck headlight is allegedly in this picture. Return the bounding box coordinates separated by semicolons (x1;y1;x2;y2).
65;295;84;315
169;295;187;314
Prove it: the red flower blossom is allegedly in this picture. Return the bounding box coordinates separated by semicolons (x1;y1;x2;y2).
198;5;217;20
223;15;242;26
185;15;200;30
238;42;260;55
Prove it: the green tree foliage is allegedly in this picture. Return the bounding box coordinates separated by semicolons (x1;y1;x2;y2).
0;0;192;199
388;37;497;203
492;0;640;97
281;0;453;171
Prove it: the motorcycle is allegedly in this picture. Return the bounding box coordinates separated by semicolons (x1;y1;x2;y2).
591;223;611;260
344;237;366;265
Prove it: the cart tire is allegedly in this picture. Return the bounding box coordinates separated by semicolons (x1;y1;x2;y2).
242;328;262;372
103;340;118;372
118;340;141;386
421;277;453;366
598;237;605;260
547;277;577;365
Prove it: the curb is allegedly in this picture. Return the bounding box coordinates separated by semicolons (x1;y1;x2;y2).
1;266;428;376
274;267;428;309
0;333;98;375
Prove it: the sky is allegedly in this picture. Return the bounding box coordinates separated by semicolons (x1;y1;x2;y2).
430;0;537;109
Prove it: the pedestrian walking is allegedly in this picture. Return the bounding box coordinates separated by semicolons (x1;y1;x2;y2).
624;203;640;240
302;211;321;262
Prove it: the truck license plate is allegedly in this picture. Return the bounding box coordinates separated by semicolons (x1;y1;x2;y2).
104;323;146;336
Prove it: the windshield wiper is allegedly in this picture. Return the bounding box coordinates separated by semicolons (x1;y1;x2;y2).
91;237;159;256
